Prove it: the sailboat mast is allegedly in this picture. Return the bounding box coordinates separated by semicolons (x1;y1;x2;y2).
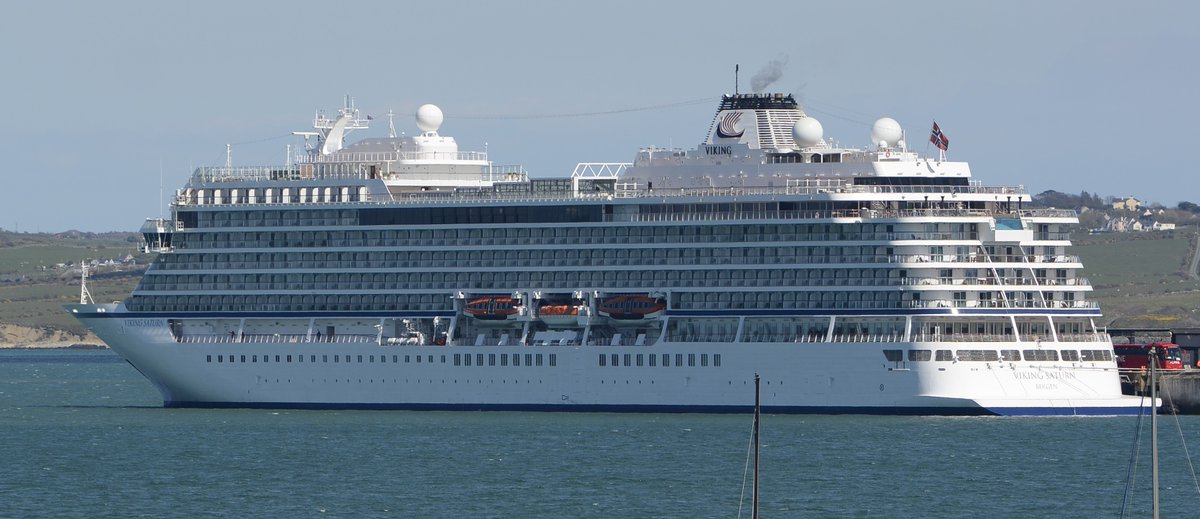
1151;349;1160;519
753;373;760;519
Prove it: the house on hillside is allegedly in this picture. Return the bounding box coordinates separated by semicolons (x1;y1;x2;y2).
1112;196;1141;211
1152;221;1177;230
1106;216;1144;232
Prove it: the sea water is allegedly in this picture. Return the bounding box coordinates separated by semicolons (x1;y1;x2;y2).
1;349;1198;518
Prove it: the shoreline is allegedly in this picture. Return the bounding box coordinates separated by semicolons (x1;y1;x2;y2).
0;343;108;350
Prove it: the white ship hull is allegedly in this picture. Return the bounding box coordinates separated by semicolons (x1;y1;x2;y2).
72;305;1144;416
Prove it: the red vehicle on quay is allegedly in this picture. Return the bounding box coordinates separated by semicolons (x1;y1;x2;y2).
1114;343;1185;371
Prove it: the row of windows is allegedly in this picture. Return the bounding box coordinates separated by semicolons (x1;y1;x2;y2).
138;268;955;292
154;246;918;270
182;208;355;229
185;186;366;207
208;353;424;364
170;221;976;246
886;349;1114;363
204;352;558;367
128;293;452;312
129;288;1075;313
598;353;721;367
452;353;554;367
136;270;1085;297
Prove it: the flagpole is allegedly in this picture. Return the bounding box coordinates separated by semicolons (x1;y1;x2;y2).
925;119;932;159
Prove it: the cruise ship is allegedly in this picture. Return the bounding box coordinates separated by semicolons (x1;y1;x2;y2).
68;92;1144;415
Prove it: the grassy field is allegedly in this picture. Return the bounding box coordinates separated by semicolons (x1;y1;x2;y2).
0;232;145;338
0;275;141;335
1072;229;1200;327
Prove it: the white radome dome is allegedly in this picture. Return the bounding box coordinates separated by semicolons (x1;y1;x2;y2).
791;117;824;148
870;117;903;148
416;104;444;133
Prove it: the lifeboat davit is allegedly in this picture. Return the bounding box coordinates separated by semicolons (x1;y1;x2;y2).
598;295;665;323
464;296;521;321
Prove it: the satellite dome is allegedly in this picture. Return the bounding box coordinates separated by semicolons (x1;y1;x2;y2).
870;117;903;148
791;117;824;148
415;104;443;133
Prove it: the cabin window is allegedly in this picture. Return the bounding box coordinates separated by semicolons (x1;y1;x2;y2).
1023;350;1059;362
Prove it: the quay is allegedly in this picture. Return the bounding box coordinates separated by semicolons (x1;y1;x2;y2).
1114;327;1200;413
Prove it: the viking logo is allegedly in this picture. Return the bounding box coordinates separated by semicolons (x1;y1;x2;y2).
716;112;745;139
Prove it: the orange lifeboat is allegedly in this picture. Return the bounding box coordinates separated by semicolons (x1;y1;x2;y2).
538;301;583;327
464;296;521;321
598;295;666;322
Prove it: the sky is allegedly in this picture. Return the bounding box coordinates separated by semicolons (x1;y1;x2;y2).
2;0;1197;232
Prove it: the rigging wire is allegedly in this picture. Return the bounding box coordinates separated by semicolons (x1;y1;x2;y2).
801;103;876;127
198;92;917;167
449;96;718;120
207;133;294;168
737;412;755;519
1119;393;1147;518
1161;382;1200;498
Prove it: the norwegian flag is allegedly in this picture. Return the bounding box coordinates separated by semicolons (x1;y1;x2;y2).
930;122;949;151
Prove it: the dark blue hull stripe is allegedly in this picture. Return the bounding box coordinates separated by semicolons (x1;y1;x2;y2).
162;401;1143;417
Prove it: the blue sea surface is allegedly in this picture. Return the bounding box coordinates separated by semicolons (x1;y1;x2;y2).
1;349;1198;518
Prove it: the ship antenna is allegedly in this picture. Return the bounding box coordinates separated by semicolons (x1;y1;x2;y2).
225;144;233;171
79;261;94;305
387;109;397;139
735;64;740;95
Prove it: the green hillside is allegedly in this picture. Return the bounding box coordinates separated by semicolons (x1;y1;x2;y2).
1073;229;1200;328
0;231;148;339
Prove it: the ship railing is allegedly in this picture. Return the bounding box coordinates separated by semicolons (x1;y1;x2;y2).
827;333;907;343
909;332;1110;343
1058;333;1112;342
739;333;829;343
911;277;1090;287
911;333;1017;343
730;331;1110;344
954;254;1080;264
299;150;490;164
175;333;378;344
190;164;390;184
901;300;1099;310
839;184;1027;195
603;207;1070;223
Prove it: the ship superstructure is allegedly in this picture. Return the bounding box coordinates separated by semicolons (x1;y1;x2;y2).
69;93;1141;415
